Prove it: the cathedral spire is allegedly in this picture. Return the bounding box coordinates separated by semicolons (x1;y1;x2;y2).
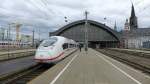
131;4;135;17
129;3;138;30
114;21;117;31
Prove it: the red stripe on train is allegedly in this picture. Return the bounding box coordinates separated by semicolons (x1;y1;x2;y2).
34;52;64;61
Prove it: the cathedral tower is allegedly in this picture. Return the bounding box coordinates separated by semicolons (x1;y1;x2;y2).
129;4;138;30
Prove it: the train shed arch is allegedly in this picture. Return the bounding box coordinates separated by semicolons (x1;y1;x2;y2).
50;20;121;48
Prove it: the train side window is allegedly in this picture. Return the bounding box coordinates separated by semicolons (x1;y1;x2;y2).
62;43;68;50
69;44;71;48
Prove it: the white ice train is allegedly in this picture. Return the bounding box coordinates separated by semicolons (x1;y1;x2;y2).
34;36;77;63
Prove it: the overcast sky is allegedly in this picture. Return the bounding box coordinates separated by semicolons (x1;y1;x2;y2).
0;0;150;39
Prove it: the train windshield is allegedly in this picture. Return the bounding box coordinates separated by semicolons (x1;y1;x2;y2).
40;37;57;47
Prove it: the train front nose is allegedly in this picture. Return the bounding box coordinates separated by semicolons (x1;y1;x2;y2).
35;49;52;63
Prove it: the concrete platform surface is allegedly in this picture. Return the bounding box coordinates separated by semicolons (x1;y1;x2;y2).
28;48;150;84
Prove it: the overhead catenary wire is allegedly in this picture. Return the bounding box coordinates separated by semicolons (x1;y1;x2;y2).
130;0;150;16
40;0;55;15
28;0;51;20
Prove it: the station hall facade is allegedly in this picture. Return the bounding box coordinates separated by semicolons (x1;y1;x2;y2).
49;20;121;48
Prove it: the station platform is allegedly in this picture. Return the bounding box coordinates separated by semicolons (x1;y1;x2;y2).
0;49;36;55
0;56;36;78
0;49;36;61
28;48;150;84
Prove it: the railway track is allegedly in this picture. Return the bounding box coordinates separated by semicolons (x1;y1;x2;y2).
96;49;150;75
0;49;77;84
0;64;53;84
109;49;150;59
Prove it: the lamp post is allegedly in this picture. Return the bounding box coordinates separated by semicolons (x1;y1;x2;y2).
64;16;68;23
64;16;70;48
1;28;5;41
0;26;5;41
32;29;35;48
38;27;40;42
84;11;89;52
7;23;15;57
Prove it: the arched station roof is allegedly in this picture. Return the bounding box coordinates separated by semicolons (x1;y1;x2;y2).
50;20;121;41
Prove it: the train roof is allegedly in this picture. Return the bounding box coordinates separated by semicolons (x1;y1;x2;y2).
49;36;76;44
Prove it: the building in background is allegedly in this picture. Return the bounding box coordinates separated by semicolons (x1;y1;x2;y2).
123;4;150;48
0;28;4;40
21;34;32;42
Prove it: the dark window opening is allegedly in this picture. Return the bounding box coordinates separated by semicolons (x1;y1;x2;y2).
63;43;68;49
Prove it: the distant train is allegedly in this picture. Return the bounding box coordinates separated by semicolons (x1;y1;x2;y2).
34;36;77;64
0;41;31;48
